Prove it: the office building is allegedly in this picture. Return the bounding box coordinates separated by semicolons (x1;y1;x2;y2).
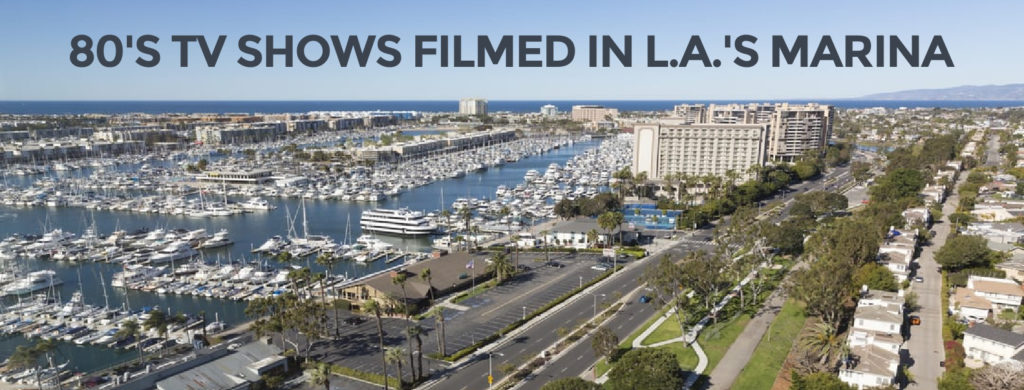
459;98;488;115
632;122;768;183
671;104;706;124
571;105;618;123
540;104;558;117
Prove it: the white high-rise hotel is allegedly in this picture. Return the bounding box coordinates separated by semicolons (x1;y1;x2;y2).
459;98;488;115
634;103;833;182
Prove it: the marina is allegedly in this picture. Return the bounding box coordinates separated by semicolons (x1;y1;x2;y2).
0;135;625;375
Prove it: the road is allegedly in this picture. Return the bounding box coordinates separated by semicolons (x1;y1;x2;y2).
503;166;853;390
904;161;971;386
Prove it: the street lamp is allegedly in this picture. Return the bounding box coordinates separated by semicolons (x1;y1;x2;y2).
593;293;606;318
488;351;504;389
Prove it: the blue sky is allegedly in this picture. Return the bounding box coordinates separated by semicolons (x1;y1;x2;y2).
0;0;1020;100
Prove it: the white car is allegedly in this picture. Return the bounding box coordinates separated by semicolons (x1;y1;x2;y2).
591;264;609;271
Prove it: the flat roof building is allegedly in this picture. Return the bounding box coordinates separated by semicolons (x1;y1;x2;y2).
459;98;488;116
632;122;768;183
571;105;619;123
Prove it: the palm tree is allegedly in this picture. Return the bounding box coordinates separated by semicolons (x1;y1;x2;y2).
488;252;515;283
116;319;144;363
586;229;599;248
307;362;331;390
316;254;342;338
8;339;56;390
499;205;520;270
407;325;425;380
419;268;434;304
385;347;406;388
363;299;389;390
799;322;844;366
635;171;649;198
287;267;312;302
431;306;447;357
392;273;416;383
457;207;473;252
539;230;550;262
439;209;452;236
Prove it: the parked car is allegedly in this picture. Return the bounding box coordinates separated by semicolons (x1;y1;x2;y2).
590;264;609;271
344;317;366;326
546;261;564;268
914;276;924;283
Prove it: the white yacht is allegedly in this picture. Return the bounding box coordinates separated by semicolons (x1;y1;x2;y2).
111;265;167;288
149;241;198;265
198;229;233;249
360;208;438;236
2;270;63;296
240;197;275;210
253;235;289;253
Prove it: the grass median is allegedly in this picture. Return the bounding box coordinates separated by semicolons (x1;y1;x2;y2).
731;299;807;390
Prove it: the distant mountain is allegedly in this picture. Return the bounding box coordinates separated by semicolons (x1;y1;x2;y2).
860;84;1024;100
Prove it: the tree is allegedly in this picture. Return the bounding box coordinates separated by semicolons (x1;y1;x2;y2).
392;273;416;382
8;339;57;390
642;255;693;343
364;299;390;390
116;319;145;363
869;168;926;203
597;211;622;248
852;263;899;292
554;198;579;220
316;253;342;338
458;206;474;251
431;306;447;357
851;161;872;183
935;235;999;271
419;267;435;305
806;218;880;266
591;326;619;360
765;220;806;256
540;377;600;390
799;322;846;367
386;347;406;387
407;325;425;380
937;367;973;390
791;372;855;390
604;348;685;390
307;362;331;390
793;160;820;181
681;251;726;311
787;257;854;328
586;229;599;248
969;361;1024;390
488;252;516;283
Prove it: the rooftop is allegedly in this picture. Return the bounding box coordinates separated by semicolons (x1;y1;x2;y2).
965;323;1024;348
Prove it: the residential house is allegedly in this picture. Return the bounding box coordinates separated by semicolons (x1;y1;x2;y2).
920;185;946;205
967;275;1024;312
995;250;1024;282
901;207;931;228
839;344;900;390
965;222;1024;244
962;323;1024;366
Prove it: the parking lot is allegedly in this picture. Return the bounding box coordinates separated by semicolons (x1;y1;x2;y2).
307;251;616;376
443;251;613;352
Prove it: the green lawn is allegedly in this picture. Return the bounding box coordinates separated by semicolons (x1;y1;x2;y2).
731;299;807;390
595;313;752;378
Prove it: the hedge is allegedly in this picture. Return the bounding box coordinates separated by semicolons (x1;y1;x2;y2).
330;363;400;388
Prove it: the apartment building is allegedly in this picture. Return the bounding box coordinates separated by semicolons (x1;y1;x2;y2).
632;122;768;183
571;105;619;123
459;98;488;116
685;103;835;162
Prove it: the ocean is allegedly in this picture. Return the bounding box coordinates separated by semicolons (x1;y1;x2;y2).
1;100;1023;115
